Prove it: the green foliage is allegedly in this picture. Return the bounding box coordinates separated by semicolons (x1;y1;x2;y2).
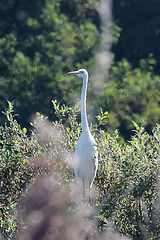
97;123;160;238
113;0;160;74
0;0;99;128
0;1;160;237
96;108;108;126
99;58;160;139
0;102;37;238
0;0;159;142
0;102;160;239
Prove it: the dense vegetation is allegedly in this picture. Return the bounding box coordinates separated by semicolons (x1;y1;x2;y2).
113;0;160;74
0;0;160;239
0;102;160;239
0;0;159;139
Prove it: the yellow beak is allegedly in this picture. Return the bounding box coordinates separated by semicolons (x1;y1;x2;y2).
68;70;79;75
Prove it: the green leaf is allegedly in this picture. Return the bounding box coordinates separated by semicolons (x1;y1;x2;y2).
22;128;27;134
132;121;140;130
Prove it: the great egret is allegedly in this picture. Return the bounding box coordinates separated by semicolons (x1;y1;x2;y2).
68;69;98;198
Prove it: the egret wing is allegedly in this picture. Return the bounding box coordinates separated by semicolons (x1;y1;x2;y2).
73;152;83;177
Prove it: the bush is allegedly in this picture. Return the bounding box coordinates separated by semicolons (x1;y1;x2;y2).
0;101;160;239
97;122;160;238
0;102;37;238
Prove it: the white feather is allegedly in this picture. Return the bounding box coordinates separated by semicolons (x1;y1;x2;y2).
68;69;98;197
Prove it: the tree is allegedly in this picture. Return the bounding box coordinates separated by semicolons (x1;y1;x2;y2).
0;0;159;140
113;0;160;74
0;0;99;128
99;57;160;139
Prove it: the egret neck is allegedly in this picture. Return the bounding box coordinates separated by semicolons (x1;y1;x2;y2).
81;74;89;134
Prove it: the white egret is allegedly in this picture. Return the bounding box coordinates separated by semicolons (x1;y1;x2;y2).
68;69;98;198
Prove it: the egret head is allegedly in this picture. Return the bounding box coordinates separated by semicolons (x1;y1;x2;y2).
68;69;88;79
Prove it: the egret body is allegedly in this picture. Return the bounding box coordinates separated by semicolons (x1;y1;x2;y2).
68;69;98;197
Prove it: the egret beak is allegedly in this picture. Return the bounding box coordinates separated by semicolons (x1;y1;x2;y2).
68;70;79;75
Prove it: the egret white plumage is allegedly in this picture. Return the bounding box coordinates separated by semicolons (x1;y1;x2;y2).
68;69;98;198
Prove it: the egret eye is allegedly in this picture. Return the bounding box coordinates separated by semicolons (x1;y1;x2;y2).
79;71;83;74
